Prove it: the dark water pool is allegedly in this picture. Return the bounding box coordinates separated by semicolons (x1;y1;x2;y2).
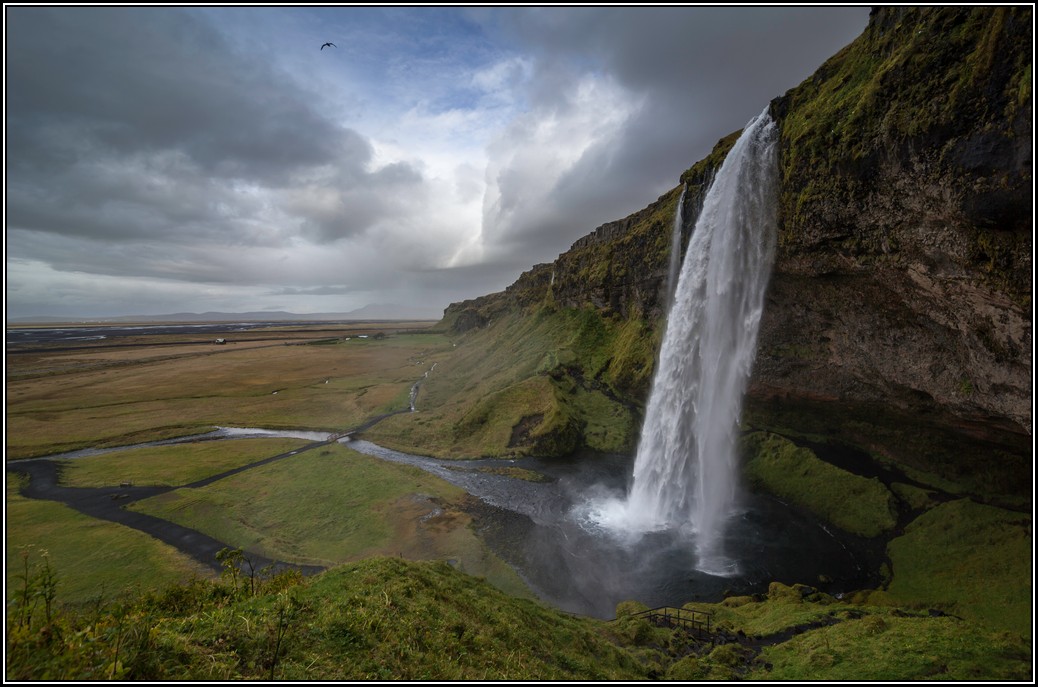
347;441;884;618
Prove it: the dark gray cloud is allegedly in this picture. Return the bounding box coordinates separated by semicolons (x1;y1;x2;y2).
478;7;870;265
7;8;341;182
6;7;870;319
6;7;424;256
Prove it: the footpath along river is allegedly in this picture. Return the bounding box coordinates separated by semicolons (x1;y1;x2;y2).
8;421;882;618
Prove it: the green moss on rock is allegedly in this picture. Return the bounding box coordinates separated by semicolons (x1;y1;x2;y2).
767;581;804;604
889;482;935;510
721;595;754;608
774;6;1031;302
742;431;897;537
885;498;1032;637
665;656;706;680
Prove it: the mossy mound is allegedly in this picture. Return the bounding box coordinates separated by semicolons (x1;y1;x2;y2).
741;431;897;537
265;558;643;680
7;557;650;681
684;590;1030;681
885;498;1032;638
753;614;1031;681
9;552;1031;681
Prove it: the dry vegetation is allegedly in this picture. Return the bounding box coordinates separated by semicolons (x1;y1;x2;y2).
6;323;447;459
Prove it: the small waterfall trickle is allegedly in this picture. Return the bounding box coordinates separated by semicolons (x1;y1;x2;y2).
588;107;779;574
666;184;687;313
409;362;438;412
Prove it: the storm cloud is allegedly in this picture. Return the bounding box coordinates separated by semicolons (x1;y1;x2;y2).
6;7;869;319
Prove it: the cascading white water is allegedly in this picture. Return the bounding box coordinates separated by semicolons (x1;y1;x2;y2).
589;107;778;574
666;185;687;313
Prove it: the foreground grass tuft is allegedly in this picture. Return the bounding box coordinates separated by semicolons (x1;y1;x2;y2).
8;555;1030;681
6;556;649;681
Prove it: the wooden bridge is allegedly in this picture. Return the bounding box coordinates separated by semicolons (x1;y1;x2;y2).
629;607;716;642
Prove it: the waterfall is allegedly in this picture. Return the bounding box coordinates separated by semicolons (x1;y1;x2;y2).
666;185;687;313
591;107;778;574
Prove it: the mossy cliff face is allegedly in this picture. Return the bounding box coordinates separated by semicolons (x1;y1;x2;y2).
445;188;681;332
754;6;1032;445
441;129;743;337
438;8;1031;480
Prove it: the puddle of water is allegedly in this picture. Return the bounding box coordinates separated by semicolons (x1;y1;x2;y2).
214;427;332;442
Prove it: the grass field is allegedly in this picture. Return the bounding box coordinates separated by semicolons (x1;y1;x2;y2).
883;498;1032;638
128;443;530;597
6;474;212;605
6;325;450;459
7;322;530;608
58;438;312;487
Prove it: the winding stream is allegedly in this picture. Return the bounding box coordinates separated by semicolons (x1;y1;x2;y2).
9;425;882;619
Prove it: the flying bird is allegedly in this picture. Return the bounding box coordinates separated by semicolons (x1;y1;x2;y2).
321;42;336;50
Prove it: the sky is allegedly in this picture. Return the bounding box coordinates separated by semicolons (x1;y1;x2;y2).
5;6;870;320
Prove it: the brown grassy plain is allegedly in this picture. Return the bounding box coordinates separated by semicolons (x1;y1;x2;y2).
5;322;447;459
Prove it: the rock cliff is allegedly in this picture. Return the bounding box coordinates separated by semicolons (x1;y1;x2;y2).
439;7;1031;493
758;6;1032;437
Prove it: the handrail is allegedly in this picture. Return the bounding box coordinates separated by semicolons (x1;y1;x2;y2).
624;606;714;639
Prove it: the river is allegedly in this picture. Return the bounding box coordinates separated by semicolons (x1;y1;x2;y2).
9;425;882;618
344;439;881;617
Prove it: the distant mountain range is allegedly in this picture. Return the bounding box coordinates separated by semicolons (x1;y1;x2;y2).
8;303;442;324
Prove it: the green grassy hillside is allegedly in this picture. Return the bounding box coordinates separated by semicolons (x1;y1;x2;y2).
8;555;1031;681
365;304;657;458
